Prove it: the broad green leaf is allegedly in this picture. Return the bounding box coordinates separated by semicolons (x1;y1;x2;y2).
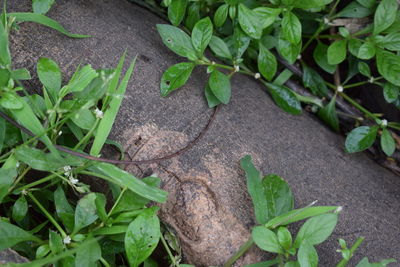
0;220;40;250
373;0;398;35
336;2;373;18
277;227;292;250
313;42;336;74
327;40;347;65
230;26;251;59
285;262;301;267
298;241;318;267
205;83;222;108
90;58;136;156
358;62;371;77
88;162;168;203
192;17;213;56
238;4;263;39
345;126;378;153
49;230;63;254
209;36;232;60
93;225;129;236
282;12;301;44
240;155;269;224
75;239;102;267
209;70;231;104
376;50;400;86
318;96;339;132
73;193;98;234
61;65;98;96
95;193;107;223
0;117;4;154
11;68;31;81
381;128;396;156
0;68;10;87
265;206;338;228
348;38;363;57
0;19;11;66
9;13;89;38
253;7;281;29
258;44;277;81
292;0;334;9
156;24;197;60
32;0;55;14
0;167;17;204
160;62;194;97
302;65;328;97
71;108;96;130
37;58;62;101
357;0;376;8
12;195;28;223
383;83;399;103
214;4;229;27
0;92;24;110
184;3;200;31
262;174;294;221
36;244;50;259
252;226;283;253
125;209;160;267
358;42;375;59
54;186;74;232
294;213;338;247
168;0;188;26
264;82;302;115
277;36;301;64
355;257;396;267
380;32;400;51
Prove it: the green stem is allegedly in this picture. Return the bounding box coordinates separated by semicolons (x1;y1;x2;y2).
8;167;31;193
73;118;101;150
223;237;254;267
302;23;325;53
343;77;383;89
28;192;67;238
339;92;378;120
16;173;57;192
107;187;127;218
100;257;111;267
160;232;179;267
336;237;365;267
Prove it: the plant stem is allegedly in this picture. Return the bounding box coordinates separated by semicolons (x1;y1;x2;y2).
160;231;179;267
28;192;67;238
16;173;57;192
343;77;384;89
107;187;127;218
223;237;254;267
8;167;31;193
100;257;111;267
336;237;365;267
73;118;100;150
302;23;325;52
339;92;378;120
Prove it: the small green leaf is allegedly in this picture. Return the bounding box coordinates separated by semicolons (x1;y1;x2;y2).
355;257;396;267
168;0;188;26
0;19;11;66
95;193;107;223
380;32;400;51
281;12;301;44
357;42;375;60
192;17;213;56
376;49;400;86
0;92;24;110
12;195;28;223
318;96;339;132
345;126;378;153
0;220;40;250
336;2;373;18
383;83;399;103
238;4;263;39
253;7;281;29
209;70;231;104
54;186;75;232
125;209;161;267
298;241;318;267
157;24;197;60
258;44;277;81
231;26;251;59
252;226;283;253
313;42;336;74
32;0;55;14
184;3;200;31
277;36;301;64
205;83;222;108
49;230;63;254
357;0;376;8
209;36;232;60
302;65;328;97
327;40;347;65
373;0;398;35
160;62;195;97
381;128;396;156
348;38;363;57
214;4;229;27
73;193;98;234
75;238;102;267
277;227;292;250
0;167;17;204
61;65;98;96
37;58;62;101
11;68;31;81
358;62;371;77
36;244;50;259
292;0;334;9
265;82;302;115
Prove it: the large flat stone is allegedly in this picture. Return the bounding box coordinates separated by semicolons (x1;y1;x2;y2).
7;0;400;266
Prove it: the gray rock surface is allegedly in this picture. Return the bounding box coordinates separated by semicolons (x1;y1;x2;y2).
7;0;400;266
0;249;29;264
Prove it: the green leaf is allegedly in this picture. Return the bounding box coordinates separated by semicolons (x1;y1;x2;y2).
37;57;62;101
160;62;194;97
205;83;222;108
0;220;40;250
32;0;55;14
12;195;28;223
73;193;98;234
54;186;74;232
49;230;63;254
265;82;302;115
243;260;280;267
302;65;328;97
357;0;376;8
209;36;232;60
71;108;96;130
125;209;161;267
209;70;231;104
0;167;17;204
156;24;197;60
356;257;397;267
380;32;400;51
214;4;229;27
88;162;168;203
168;0;188;26
0;18;11;66
345;126;378;153
373;0;398;35
230;26;251;59
336;2;373;18
184;3;200;31
0;92;24;110
376;49;400;86
36;244;50;259
0;68;10;87
0;117;5;154
252;226;283;253
294;213;338;247
192;17;213;56
313;42;336;74
358;62;371;77
95;193;107;223
277;36;301;64
383;83;399;103
277;227;292;250
327;40;347;65
253;7;281;29
75;239;102;267
318;96;339;132
282;12;301;44
381;128;396;156
11;68;31;81
238;4;263;39
9;13;89;38
258;44;277;81
357;42;375;60
348;38;363;57
61;65;98;96
298;241;318;267
240;155;269;224
292;0;334;9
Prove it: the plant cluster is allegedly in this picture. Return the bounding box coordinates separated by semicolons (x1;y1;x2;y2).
150;0;400;158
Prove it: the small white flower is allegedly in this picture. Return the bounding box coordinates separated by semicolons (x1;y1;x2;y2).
254;73;261;79
150;173;159;178
381;119;388;127
234;65;240;72
211;61;216;65
58;131;63;136
63;166;72;176
69;177;79;185
337;85;344;93
63;236;71;244
297;54;302;60
369;77;375;83
323;18;330;25
335;206;343;213
94;108;104;119
21;189;28;196
16;162;20;168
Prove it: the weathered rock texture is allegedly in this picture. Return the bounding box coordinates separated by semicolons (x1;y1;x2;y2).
0;249;29;264
6;0;400;266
